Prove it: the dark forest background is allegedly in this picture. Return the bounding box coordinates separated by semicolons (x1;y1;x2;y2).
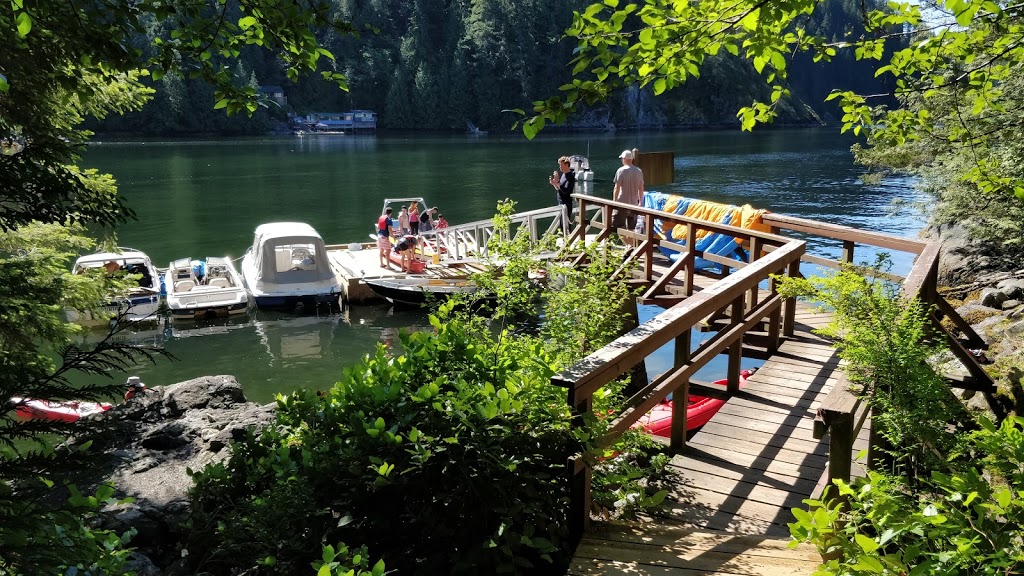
89;0;899;135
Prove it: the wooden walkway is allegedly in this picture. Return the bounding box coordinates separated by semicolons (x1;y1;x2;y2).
569;304;870;574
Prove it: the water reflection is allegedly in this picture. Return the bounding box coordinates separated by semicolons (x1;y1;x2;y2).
72;305;435;403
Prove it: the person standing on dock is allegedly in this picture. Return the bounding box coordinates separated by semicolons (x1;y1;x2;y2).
612;149;644;234
419;207;437;234
549;155;576;233
377;207;395;269
398;207;411;235
409;203;420;235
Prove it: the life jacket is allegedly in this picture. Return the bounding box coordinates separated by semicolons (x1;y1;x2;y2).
377;215;391;236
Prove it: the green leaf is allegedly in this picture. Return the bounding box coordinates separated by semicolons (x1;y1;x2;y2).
239;16;257;29
856;533;880;553
740;8;759;31
653;78;666;95
317;564;332;576
0;73;8;93
996;488;1011;509
372;559;385;576
213;99;229;110
16;11;32;38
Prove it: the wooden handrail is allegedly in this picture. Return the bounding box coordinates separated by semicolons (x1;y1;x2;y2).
544;195;992;541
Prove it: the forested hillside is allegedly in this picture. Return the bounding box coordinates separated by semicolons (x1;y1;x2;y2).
90;0;897;135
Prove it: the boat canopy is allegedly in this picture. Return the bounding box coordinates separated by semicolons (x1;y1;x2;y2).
75;249;150;268
250;222;334;285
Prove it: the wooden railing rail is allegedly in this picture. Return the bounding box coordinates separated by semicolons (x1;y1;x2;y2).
813;240;997;501
759;213;992;392
564;194;796;306
553;235;806;539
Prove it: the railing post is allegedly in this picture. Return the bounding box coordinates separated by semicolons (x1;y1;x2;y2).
841;240;855;265
747;236;762;313
827;411;854;487
644;213;654;282
565;384;592;543
783;259;800;337
728;295;743;394
684;223;697;296
670;330;692;451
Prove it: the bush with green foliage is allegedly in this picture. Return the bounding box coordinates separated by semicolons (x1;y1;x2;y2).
185;202;667;574
791;417;1024;575
775;258;966;475
0;223;169;573
187;303;570;574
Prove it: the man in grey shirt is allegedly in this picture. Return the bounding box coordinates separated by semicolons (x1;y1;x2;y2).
612;149;645;232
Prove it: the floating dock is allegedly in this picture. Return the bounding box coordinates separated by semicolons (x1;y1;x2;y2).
325;242;491;305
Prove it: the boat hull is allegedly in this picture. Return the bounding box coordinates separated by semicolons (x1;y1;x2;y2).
11;397;112;423
635;370;752;436
165;257;250;321
363;277;488;308
240;223;344;314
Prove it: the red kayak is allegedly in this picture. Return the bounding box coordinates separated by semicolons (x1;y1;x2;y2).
636;368;754;437
388;250;427;274
10;397;113;423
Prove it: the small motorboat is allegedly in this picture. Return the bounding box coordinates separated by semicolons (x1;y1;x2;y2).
66;248;162;326
569;154;594;183
636;368;755;436
363;277;490;307
10;397;113;423
240;222;343;313
164;256;249;321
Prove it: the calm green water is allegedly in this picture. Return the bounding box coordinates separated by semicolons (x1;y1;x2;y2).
81;129;921;402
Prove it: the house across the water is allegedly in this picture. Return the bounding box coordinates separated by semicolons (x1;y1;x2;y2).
298;111;377;133
259;85;287;107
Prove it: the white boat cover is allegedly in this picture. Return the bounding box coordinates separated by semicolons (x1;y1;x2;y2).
249;222;335;286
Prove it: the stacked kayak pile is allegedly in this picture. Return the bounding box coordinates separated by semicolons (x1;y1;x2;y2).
642;192;769;272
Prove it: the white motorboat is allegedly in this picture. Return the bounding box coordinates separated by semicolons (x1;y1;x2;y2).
164;256;249;321
240;222;343;313
66;248;162;326
569;155;594;183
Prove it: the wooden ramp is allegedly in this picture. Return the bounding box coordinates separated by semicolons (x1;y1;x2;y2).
570;522;820;575
570;304;869;574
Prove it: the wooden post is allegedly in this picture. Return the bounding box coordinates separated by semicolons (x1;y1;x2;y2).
748;237;762;313
565;384;593;542
670;330;692;451
783;259;800;337
828;411;854;487
728;295;743;394
684;223;697;296
644;213;654;282
841;240;855;265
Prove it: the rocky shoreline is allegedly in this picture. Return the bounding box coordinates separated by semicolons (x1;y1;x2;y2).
84;376;275;574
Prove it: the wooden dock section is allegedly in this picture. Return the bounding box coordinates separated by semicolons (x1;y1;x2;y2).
326;243;489;304
570;304;869;574
570;522;820;575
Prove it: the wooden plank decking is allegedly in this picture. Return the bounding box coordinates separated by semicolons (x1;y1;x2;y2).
571;303;869;574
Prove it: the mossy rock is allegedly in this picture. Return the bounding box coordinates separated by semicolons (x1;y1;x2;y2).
959;306;1002;326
